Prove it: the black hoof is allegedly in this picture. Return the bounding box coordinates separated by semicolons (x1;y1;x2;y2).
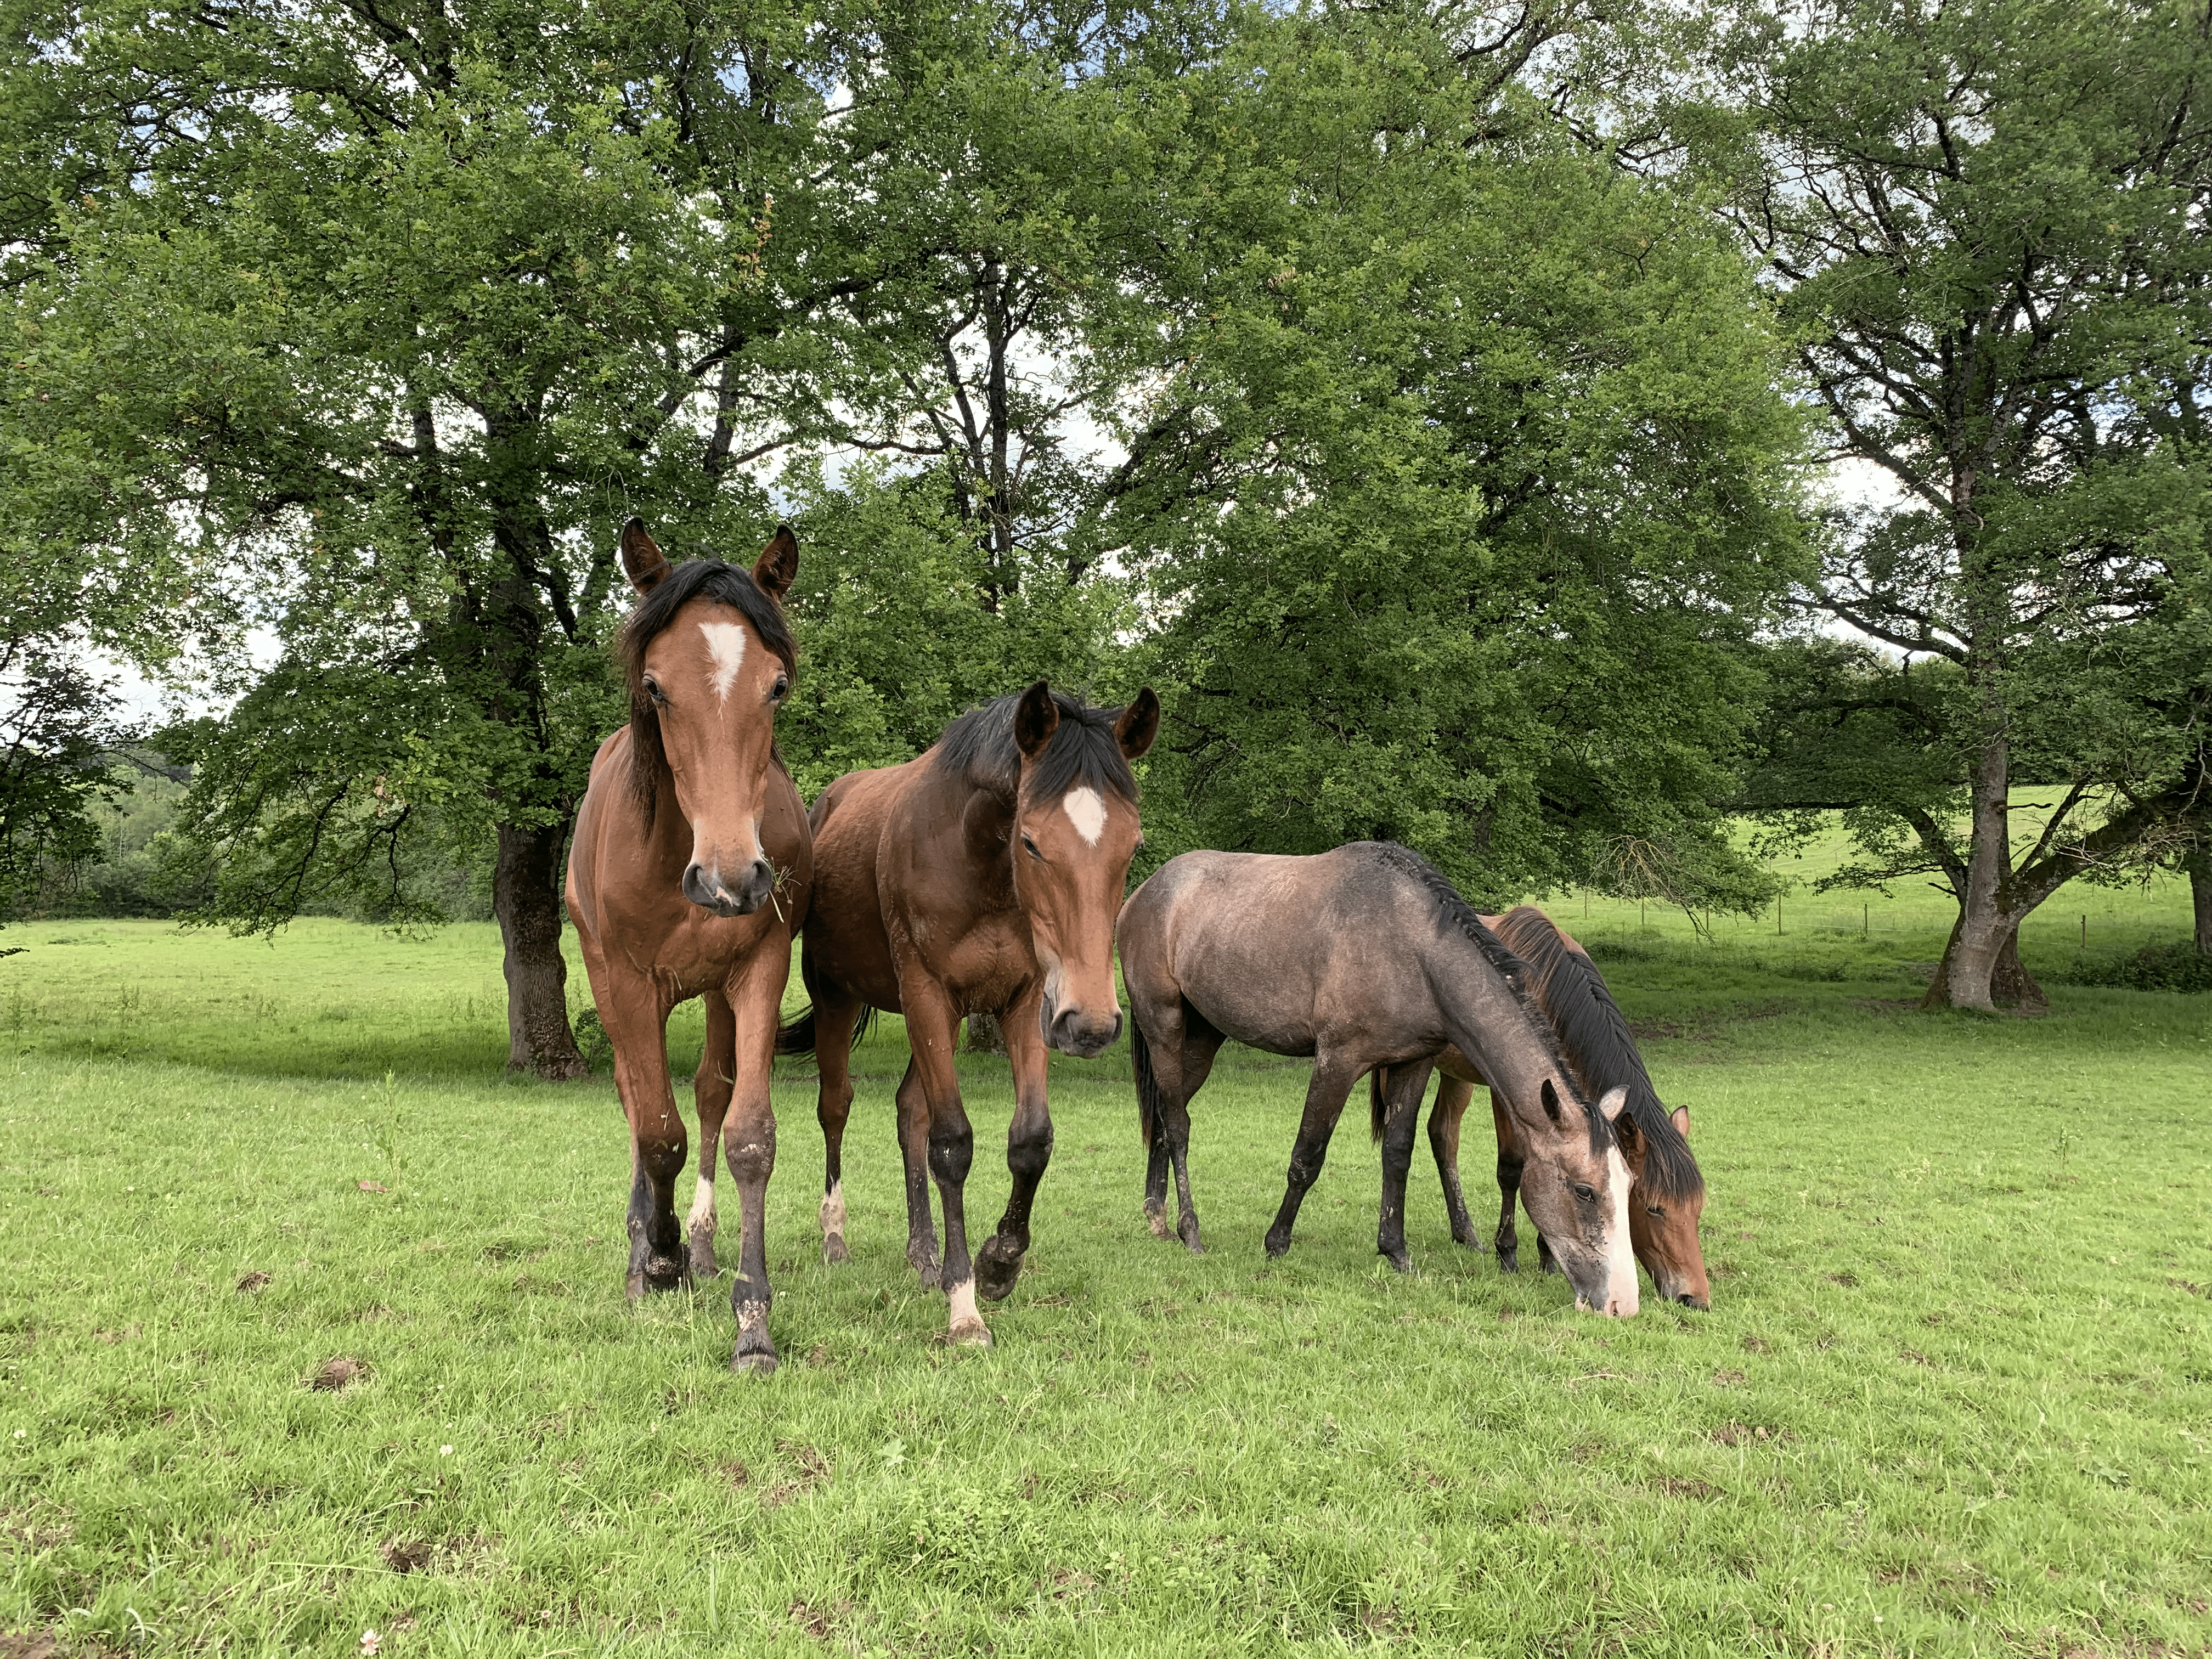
1498;1251;1519;1274
974;1235;1025;1302
822;1234;849;1266
1263;1231;1292;1260
1381;1249;1412;1274
641;1254;687;1294
1452;1230;1487;1252
909;1248;941;1291
1177;1211;1204;1254
730;1344;778;1376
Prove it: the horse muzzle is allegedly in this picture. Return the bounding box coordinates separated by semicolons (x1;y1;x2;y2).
683;856;774;917
1042;1003;1122;1058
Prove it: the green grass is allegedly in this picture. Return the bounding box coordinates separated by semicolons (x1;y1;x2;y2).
4;882;2211;1655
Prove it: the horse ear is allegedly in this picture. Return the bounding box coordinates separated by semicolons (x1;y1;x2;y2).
1613;1105;1641;1153
1539;1077;1564;1125
1114;687;1161;760
753;524;798;601
1014;680;1059;759
620;518;671;595
1598;1085;1629;1124
1670;1105;1691;1139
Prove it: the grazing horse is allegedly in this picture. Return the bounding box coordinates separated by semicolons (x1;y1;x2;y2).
565;520;811;1374
778;683;1160;1346
1119;843;1640;1316
1370;905;1711;1308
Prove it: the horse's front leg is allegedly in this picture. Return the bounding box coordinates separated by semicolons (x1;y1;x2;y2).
1374;1060;1434;1273
1263;1054;1361;1260
599;977;685;1300
976;990;1051;1302
1491;1094;1525;1273
902;983;988;1345
720;949;788;1375
1430;1075;1486;1250
688;991;736;1281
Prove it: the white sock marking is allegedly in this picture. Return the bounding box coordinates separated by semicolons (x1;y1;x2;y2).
1063;787;1106;846
687;1170;716;1235
819;1178;846;1240
947;1280;981;1332
698;620;748;704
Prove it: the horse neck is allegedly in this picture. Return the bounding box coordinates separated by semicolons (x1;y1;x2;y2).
920;765;1020;916
1420;929;1575;1116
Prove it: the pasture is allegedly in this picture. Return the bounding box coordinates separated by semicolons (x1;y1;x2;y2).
4;881;2210;1656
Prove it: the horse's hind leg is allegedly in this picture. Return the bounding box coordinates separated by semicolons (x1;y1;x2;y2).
1138;1005;1220;1251
689;992;738;1281
894;1058;939;1290
812;989;864;1265
1492;1094;1525;1273
1429;1076;1485;1250
1264;1055;1361;1260
1374;1060;1432;1273
977;988;1051;1302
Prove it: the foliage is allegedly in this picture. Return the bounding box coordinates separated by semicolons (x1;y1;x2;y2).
0;648;132;913
2051;940;2212;995
1121;8;1806;906
1700;0;2212;1008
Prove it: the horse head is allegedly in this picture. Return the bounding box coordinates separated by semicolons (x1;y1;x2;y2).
1618;1103;1709;1308
1511;1076;1640;1318
617;518;798;917
1008;680;1159;1057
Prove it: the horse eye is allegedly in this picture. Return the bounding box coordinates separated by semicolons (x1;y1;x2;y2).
1021;835;1042;861
770;675;789;702
643;677;667;706
1573;1183;1595;1204
1646;1205;1666;1217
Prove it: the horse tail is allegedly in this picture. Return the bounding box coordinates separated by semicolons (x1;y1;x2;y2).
1131;1016;1162;1152
1370;1065;1389;1144
854;1005;879;1046
775;1004;816;1057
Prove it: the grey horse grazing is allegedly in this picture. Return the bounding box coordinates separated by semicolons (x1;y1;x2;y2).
1117;843;1640;1317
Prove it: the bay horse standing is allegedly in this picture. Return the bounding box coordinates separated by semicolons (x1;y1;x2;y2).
565;520;811;1374
1370;905;1710;1308
1119;843;1641;1316
778;683;1159;1346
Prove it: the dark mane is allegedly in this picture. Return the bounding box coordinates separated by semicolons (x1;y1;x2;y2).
1359;843;1616;1156
930;690;1138;806
617;558;797;823
1493;906;1704;1203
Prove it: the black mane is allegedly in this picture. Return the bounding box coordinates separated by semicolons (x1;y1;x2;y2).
1360;843;1616;1157
931;690;1138;806
1493;906;1704;1203
617;558;796;823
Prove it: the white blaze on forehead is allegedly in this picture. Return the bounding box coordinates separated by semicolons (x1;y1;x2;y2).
1062;787;1107;846
698;620;748;705
1604;1144;1638;1316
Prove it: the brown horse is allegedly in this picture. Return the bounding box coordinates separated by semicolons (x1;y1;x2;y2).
778;683;1159;1345
1119;843;1641;1316
1370;905;1711;1308
564;520;811;1374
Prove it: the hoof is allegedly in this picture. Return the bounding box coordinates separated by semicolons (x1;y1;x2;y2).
1381;1249;1412;1274
1453;1233;1488;1253
689;1234;719;1282
974;1235;1024;1303
642;1255;688;1294
1144;1203;1175;1240
910;1251;941;1291
729;1348;779;1376
947;1316;992;1348
1498;1252;1519;1274
1176;1211;1205;1254
1263;1231;1292;1260
822;1233;849;1266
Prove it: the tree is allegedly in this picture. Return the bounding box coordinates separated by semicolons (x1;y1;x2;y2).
1115;4;1807;906
1;0;1204;1071
1705;0;2212;1011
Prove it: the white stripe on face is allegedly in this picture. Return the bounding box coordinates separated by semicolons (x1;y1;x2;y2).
1063;787;1107;845
698;620;748;705
1604;1144;1638;1316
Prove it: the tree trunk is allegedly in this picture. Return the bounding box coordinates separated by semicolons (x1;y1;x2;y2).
1990;928;2046;1014
1934;712;2013;1012
495;818;586;1078
2188;844;2212;955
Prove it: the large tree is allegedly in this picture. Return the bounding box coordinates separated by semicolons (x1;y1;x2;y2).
1;0;1209;1070
1706;0;2212;1010
1113;4;1808;904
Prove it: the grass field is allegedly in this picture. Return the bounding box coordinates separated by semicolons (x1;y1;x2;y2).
4;855;2210;1656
